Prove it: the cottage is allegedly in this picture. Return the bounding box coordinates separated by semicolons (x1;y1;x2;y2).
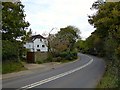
24;34;48;52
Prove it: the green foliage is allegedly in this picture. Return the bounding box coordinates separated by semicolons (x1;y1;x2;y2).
0;2;2;25
2;60;26;74
21;29;32;43
86;1;120;88
2;2;30;41
53;51;77;62
87;2;120;57
47;55;53;62
2;40;19;60
74;40;86;52
2;2;30;61
2;40;26;61
50;25;81;53
48;26;80;63
97;59;118;88
104;38;118;61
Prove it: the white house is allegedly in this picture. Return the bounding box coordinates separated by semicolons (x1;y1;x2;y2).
24;34;48;52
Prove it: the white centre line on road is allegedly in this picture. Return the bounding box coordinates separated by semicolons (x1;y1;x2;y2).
17;55;93;90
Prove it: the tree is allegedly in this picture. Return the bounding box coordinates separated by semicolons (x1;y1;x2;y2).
50;26;81;53
88;2;120;58
2;2;30;61
2;2;30;41
86;1;120;88
21;28;32;43
91;0;104;10
74;40;86;52
0;1;2;32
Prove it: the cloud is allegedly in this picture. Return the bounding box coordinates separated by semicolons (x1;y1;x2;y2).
22;0;97;39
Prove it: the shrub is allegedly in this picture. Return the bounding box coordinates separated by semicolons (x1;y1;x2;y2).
53;57;62;62
59;52;68;58
2;40;19;61
56;51;78;61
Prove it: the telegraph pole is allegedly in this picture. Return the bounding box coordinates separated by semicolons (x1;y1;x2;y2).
48;28;57;69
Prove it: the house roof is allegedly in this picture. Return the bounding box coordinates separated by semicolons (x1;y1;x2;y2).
28;34;47;42
31;34;46;39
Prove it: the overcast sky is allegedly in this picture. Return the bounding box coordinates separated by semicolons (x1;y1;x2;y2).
22;0;97;40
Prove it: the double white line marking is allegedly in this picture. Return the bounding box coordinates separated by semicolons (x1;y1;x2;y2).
18;55;93;90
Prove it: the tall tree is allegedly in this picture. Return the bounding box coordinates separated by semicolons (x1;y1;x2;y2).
50;26;80;52
2;2;30;41
2;1;30;61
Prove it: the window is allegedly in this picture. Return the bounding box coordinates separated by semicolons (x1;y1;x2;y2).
37;45;39;47
40;39;42;41
42;45;45;48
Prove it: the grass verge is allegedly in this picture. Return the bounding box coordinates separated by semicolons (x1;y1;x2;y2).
97;60;118;88
2;60;27;74
60;58;77;63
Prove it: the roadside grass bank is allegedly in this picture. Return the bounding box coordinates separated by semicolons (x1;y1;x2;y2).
60;56;79;63
2;52;78;74
60;59;76;63
97;59;119;88
2;60;27;74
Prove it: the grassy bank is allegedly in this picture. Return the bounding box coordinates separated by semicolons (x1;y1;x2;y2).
60;59;76;63
2;60;27;74
97;60;118;88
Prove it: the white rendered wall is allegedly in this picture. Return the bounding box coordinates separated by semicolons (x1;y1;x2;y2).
24;38;48;52
33;39;48;52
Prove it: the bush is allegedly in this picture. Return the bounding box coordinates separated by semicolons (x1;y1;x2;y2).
2;40;19;61
46;53;53;62
59;52;68;58
54;51;77;61
53;57;63;62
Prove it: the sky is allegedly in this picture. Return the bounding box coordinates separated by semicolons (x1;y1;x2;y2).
22;0;97;40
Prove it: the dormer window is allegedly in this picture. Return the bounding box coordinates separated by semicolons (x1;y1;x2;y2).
40;39;42;41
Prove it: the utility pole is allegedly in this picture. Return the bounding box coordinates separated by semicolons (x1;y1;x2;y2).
48;28;57;69
48;28;56;52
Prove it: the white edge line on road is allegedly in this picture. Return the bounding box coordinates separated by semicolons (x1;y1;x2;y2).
17;54;93;90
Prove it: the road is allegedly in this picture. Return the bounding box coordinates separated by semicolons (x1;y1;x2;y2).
2;53;106;89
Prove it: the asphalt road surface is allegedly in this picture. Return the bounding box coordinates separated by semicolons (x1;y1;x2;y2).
2;53;106;89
